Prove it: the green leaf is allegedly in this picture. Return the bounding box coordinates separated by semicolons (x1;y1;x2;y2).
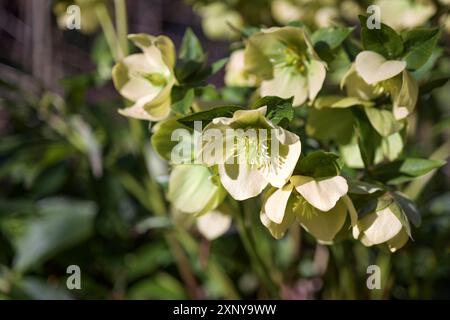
372;158;446;184
348;180;384;194
179;28;204;62
297;151;343;178
364;108;403;137
393;192;421;227
353;108;382;168
314;96;374;109
419;77;450;96
359;15;403;59
171;87;195;115
306;108;355;145
177;105;243;128
127;272;187;299
13;198;97;272
252;96;294;126
403;27;441;70
312;26;354;50
151;118;192;161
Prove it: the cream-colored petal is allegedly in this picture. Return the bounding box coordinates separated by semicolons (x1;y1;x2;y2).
264;128;301;188
143;46;171;76
123;53;153;74
197;210;232;240
264;183;293;224
392;70;418;120
120;77;160;102
292;175;348;212
355;51;406;85
297;199;347;244
307;59;326;101
261;67;308;106
260;196;296;239
218;163;268;200
341;65;380;100
357;206;403;245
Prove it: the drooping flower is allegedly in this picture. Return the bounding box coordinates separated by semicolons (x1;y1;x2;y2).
195;3;243;41
199;107;301;200
224;50;258;87
260;174;352;244
375;0;436;31
168;164;226;216
244;26;327;106
341;50;418;120
352;195;410;252
112;33;176;121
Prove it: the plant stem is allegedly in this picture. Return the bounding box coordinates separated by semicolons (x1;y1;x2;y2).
114;0;128;57
235;202;280;298
95;3;120;62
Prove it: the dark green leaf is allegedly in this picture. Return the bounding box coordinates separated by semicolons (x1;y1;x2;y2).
13;198;97;272
177;105;243;128
179;28;204;62
403;27;441;70
312;27;354;50
372;158;446;184
353;108;382;168
297;151;343;178
419;77;450;95
253;96;295;126
393;192;421;227
359;15;403;59
171;87;195;115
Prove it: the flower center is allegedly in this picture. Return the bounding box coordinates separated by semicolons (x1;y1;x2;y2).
141;72;167;87
283;46;307;74
233;130;283;172
293;195;316;219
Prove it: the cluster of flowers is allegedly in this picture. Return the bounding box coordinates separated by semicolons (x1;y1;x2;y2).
110;21;434;252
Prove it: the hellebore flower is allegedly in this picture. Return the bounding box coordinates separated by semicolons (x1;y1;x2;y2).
195;3;243;41
375;0;436;31
260;175;350;244
199;107;301;201
112;33;176;121
352;196;410;252
168;164;226;216
341;51;418;120
244;26;326;106
196;207;232;240
224;50;258;87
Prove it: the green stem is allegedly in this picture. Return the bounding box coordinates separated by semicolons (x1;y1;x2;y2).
235;202;280;298
95;3;121;62
114;0;128;57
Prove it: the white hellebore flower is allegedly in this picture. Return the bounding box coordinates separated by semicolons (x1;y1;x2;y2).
342;50;419;120
353;198;410;252
375;0;436;31
244;26;327;106
112;33;176;121
225;50;258;87
199;107;301;201
261;174;351;244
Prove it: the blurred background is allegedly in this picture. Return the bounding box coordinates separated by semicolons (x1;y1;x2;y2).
0;0;449;299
